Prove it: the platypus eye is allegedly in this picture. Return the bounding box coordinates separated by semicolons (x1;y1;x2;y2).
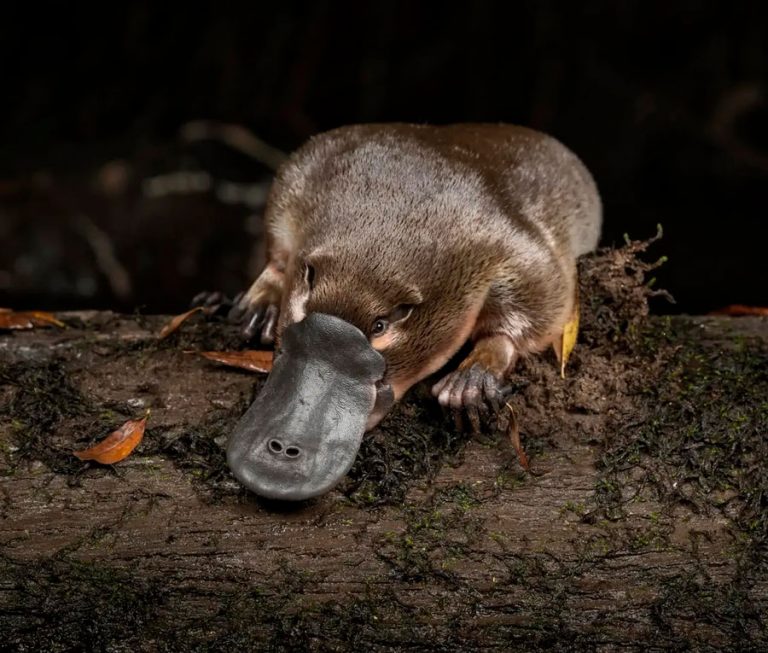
371;318;389;336
370;304;414;337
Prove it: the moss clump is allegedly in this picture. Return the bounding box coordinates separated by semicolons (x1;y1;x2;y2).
151;402;253;501
649;570;766;647
374;483;487;588
0;556;168;652
153;316;252;353
341;390;470;507
596;317;768;558
0;360;100;476
578;227;672;348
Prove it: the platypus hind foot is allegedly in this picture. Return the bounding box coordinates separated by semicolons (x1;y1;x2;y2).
431;334;516;434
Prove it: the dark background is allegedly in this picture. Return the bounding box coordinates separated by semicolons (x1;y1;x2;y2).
1;1;766;315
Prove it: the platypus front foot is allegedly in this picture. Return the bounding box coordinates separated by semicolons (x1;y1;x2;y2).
190;290;237;316
189;289;280;345
226;263;285;345
229;297;280;345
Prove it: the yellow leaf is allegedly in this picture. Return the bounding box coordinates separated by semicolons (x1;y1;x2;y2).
560;309;579;379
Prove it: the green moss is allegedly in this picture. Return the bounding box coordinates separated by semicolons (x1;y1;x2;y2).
0;556;168;652
149;401;253;500
341;392;470;506
595;317;768;558
434;482;481;512
0;360;103;476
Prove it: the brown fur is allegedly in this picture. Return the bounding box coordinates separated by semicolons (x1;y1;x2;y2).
242;123;602;404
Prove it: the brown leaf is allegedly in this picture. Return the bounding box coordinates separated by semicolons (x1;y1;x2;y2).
158;307;206;339
709;304;768;317
196;350;274;373
505;402;529;471
0;308;65;330
74;412;149;464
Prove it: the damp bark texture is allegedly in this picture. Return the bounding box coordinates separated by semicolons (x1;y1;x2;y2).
1;239;767;652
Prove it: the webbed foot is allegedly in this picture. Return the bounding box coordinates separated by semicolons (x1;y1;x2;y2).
191;261;284;345
230;299;280;345
431;363;505;433
231;263;285;345
190;290;238;316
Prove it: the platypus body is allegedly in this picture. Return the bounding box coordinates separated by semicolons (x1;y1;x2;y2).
226;124;602;500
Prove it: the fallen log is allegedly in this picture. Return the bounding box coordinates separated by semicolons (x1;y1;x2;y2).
1;242;766;651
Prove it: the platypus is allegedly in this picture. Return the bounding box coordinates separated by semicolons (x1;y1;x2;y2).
221;123;602;500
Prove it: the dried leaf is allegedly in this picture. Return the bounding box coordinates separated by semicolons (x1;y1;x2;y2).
0;308;65;330
158;307;206;339
560;310;579;379
24;311;67;327
709;304;768;317
74;412;149;464
551;288;579;378
196;350;273;373
505;402;529;471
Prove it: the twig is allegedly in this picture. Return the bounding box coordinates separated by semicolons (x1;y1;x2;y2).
180;121;288;171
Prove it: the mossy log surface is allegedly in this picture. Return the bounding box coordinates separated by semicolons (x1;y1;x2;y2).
1;243;767;652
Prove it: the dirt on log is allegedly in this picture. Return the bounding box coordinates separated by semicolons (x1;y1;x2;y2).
1;239;767;652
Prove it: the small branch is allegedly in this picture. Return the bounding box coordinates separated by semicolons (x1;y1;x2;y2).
180;121;288;171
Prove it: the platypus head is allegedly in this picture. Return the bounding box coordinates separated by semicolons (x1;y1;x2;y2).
287;241;488;425
227;312;385;501
228;238;489;501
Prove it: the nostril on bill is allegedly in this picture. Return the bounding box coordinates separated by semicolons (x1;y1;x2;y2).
285;446;301;458
268;439;283;453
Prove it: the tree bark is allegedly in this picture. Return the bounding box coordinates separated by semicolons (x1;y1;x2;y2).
1;307;767;652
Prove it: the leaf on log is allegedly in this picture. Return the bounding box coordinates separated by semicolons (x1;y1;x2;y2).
195;350;274;373
709;304;768;317
0;308;65;330
560;310;579;378
158;307;206;339
73;412;150;464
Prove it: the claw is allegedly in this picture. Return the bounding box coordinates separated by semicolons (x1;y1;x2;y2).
227;291;246;321
203;291;224;308
452;409;465;433
189;290;236;317
191;291;211;308
261;304;279;345
448;372;468;411
433;363;505;435
483;372;502;414
431;374;451;399
466;403;481;434
242;306;267;339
